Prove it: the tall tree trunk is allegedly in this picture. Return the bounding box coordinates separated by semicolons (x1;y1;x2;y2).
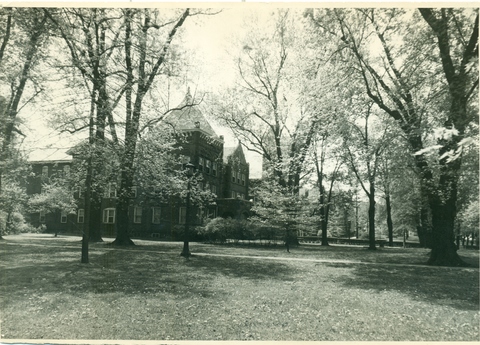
81;154;93;263
112;145;135;246
426;140;465;265
319;193;329;246
81;98;96;263
87;142;106;243
385;194;393;246
368;181;376;250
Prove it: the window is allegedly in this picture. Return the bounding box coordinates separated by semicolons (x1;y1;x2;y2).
77;209;85;223
212;162;217;176
197;207;205;219
241;173;246;186
39;210;46;223
103;208;116;224
131;186;137;198
231;191;236;198
179;207;187;224
61;211;67;223
133;206;142;224
232;171;236;183
208;208;217;219
152;207;161;224
63;165;70;178
198;157;204;171
78;186;85;198
237;170;241;184
211;185;217;195
205;160;211;174
108;183;117;198
42;166;48;178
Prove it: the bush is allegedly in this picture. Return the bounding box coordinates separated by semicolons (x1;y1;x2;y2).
200;217;254;243
359;231;369;240
0;211;37;235
201;218;228;243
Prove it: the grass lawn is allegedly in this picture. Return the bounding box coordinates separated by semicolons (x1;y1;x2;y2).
0;233;478;341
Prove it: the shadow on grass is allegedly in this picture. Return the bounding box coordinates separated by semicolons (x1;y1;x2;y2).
184;254;296;281
327;262;479;311
1;244;296;302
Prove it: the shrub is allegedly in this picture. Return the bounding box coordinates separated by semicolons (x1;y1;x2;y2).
0;211;35;235
202;218;228;243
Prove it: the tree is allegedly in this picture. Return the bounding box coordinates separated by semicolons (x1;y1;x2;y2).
0;8;49;207
112;8;192;245
310;131;343;246
251;178;301;250
418;8;478;265
339;99;392;250
307;8;478;265
215;10;317;194
45;8;126;245
28;177;77;236
0;151;29;237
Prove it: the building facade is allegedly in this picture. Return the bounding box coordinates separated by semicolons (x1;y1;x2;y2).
27;102;251;239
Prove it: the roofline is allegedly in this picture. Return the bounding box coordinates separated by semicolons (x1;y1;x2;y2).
179;128;224;143
29;159;72;164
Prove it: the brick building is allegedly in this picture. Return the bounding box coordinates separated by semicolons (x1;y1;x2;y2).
27;101;251;239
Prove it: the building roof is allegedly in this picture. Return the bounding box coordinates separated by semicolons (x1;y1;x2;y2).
224;141;247;165
28;148;72;163
165;89;217;137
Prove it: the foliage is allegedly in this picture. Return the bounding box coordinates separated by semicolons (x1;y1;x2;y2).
28;179;77;215
458;198;479;236
251;178;314;245
0;150;30;235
